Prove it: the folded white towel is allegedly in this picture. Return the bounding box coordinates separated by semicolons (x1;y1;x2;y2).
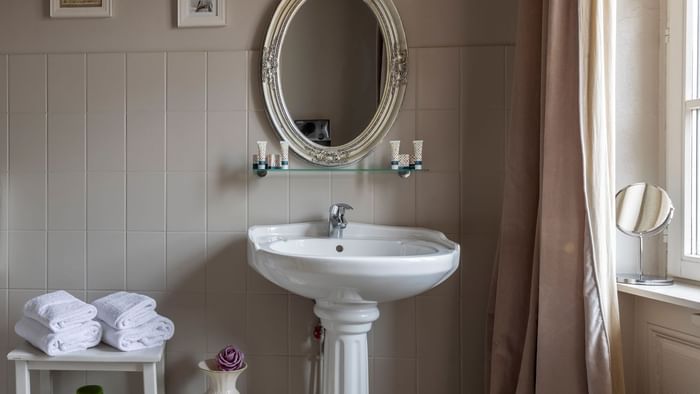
15;317;102;356
23;290;98;333
92;292;158;330
100;315;175;351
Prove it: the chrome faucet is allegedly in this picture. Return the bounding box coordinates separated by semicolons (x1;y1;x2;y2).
329;203;353;238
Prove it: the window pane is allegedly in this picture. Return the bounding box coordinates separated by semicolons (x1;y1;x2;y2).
689;109;700;256
688;0;700;99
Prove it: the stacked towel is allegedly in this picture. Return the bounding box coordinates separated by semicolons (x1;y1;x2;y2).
24;290;98;332
15;317;102;356
15;291;102;356
92;292;174;351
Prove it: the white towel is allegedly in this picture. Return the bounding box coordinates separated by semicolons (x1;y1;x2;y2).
15;317;102;356
23;290;98;332
100;315;175;351
92;292;158;330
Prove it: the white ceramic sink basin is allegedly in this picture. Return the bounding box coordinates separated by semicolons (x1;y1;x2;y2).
247;221;460;394
247;221;460;303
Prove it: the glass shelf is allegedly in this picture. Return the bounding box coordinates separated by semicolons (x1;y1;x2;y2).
253;167;427;178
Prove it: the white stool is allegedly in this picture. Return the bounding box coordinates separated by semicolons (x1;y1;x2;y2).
7;343;165;394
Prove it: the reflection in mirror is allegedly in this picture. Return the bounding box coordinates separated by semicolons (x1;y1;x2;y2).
615;183;674;236
281;0;385;147
615;183;675;285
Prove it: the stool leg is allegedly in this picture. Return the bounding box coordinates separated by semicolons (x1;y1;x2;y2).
39;370;52;394
143;363;158;394
14;361;30;394
157;357;165;394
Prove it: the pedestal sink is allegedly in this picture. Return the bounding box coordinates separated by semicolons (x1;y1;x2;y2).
247;222;460;394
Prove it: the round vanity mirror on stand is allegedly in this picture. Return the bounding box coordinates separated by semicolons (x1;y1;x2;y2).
616;182;675;285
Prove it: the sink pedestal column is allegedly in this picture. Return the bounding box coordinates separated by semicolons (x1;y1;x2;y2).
313;301;380;394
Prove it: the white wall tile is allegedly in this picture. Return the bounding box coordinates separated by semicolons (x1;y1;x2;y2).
207;51;247;111
160;293;206;352
461;46;506;111
0;174;6;230
48;171;85;230
0;113;7;172
126;172;164;231
290;173;330;222
246;294;288;355
48;54;85;114
416;172;459;234
207;172;246;232
87;112;125;171
288;295;318;356
9;172;45;230
126;112;165;171
9;54;46;113
373;358;417;394
167;173;206;232
374;298;416;358
164;351;206;394
87;231;125;290
126;232;165;291
416;47;460;110
207;111;247;172
416;296;460;359
167;52;206;111
246;356;289;394
48;113;85;172
9;112;46;172
87;172;125;230
0;288;7;345
205;294;246;353
166;111;205;171
248;173;289;226
373;173;415;226
9;231;45;289
47;231;85;290
87;53;125;113
0;232;8;287
166;232;205;292
415;110;459;172
0;55;7;113
126;52;165;112
206;232;246;293
330;173;374;223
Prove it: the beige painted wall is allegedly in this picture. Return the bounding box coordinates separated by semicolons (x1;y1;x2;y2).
0;0;516;53
616;0;666;276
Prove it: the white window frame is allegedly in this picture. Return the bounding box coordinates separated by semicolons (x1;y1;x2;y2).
667;0;700;280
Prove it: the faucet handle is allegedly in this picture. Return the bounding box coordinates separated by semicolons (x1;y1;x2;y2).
330;203;353;215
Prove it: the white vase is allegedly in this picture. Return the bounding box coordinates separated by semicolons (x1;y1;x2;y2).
198;359;247;394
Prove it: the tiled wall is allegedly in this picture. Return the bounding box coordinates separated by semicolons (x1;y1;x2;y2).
0;48;511;394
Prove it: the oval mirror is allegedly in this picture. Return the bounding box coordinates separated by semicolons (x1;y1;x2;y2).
262;0;407;166
615;183;674;237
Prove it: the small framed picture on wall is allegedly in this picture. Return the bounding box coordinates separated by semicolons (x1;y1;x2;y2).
178;0;226;27
50;0;113;18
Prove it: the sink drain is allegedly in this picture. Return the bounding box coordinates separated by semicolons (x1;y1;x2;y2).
336;245;344;253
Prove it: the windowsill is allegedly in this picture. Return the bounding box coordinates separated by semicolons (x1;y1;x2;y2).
618;280;700;310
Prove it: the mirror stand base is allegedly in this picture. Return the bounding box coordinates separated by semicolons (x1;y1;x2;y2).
617;273;674;286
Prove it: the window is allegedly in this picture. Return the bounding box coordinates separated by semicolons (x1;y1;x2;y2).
667;0;700;280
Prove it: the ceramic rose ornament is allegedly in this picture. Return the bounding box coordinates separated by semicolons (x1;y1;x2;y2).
216;345;245;371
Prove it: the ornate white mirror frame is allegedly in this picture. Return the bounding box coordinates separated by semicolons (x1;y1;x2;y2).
261;0;408;167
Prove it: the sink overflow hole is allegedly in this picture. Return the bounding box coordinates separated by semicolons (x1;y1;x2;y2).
336;245;344;253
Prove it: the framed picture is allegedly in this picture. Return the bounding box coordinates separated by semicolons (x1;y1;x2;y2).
50;0;112;18
178;0;226;27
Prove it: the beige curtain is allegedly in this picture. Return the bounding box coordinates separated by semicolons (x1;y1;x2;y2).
486;0;624;392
